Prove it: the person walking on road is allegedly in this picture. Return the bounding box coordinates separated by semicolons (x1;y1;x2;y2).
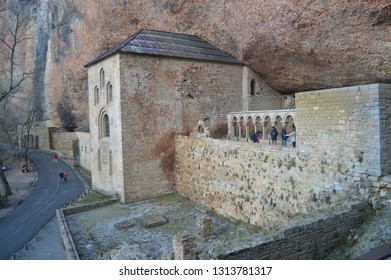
63;171;68;183
53;153;58;163
59;171;64;183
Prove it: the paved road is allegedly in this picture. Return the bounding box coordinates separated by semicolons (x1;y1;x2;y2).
0;150;85;260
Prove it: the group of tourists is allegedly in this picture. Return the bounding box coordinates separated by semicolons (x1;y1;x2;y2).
251;126;296;147
59;171;68;183
53;153;69;183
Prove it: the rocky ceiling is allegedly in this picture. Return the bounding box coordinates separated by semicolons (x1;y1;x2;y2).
3;0;391;124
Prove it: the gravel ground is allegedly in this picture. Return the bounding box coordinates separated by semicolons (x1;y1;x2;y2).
66;193;265;260
0;150;36;219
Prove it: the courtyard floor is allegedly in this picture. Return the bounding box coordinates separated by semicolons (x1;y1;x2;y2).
65;193;266;260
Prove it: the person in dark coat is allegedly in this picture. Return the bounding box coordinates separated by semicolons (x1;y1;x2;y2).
281;127;288;147
250;132;258;143
271;126;278;145
59;171;64;183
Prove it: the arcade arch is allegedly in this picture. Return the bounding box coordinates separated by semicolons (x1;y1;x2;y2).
228;110;295;142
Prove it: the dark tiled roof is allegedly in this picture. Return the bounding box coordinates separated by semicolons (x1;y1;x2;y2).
84;29;241;67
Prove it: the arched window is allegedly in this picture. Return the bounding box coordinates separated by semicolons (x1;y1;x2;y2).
107;83;113;103
103;114;110;137
250;79;255;96
98;111;110;139
100;69;105;88
94;86;99;105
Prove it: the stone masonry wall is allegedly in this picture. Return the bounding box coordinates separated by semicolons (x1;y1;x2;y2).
51;131;77;155
243;66;283;112
88;54;125;201
174;83;390;229
379;84;391;175
210;202;366;260
175;136;357;229
295;84;391;179
119;54;245;203
75;131;91;172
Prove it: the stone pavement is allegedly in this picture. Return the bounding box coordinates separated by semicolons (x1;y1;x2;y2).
13;216;67;260
0;149;82;260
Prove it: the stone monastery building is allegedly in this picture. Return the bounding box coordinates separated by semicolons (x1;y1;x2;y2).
84;29;283;204
83;29;391;229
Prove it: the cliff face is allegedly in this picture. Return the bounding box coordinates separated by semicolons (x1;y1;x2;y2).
6;0;391;126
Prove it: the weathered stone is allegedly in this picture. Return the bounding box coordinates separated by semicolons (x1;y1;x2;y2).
173;232;197;260
138;215;168;228
196;214;214;238
114;219;137;230
372;181;385;189
382;175;391;183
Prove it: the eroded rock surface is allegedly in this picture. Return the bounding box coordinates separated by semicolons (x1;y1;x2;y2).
3;0;391;125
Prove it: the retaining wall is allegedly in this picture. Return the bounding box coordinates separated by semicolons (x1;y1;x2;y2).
210;202;366;259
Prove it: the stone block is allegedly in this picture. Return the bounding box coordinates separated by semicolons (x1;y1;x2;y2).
197;214;214;238
114;219;137;229
173;232;197;260
138;215;168;228
382;175;391;183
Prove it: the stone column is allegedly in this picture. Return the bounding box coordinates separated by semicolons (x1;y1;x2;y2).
197;214;214;238
238;121;242;141
245;122;249;141
261;121;268;143
173;233;197;260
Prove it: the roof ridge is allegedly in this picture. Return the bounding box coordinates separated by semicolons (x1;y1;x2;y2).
85;29;241;67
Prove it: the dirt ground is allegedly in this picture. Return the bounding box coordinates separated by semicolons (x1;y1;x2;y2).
0;150;36;218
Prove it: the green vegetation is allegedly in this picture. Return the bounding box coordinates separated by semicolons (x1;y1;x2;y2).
78;191;107;204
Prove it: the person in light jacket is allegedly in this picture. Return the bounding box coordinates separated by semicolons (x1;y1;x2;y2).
287;128;296;148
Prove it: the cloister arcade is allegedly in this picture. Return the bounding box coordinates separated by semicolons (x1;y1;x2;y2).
227;110;295;142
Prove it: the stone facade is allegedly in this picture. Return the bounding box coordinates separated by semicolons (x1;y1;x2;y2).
87;49;282;203
175;83;391;229
50;131;77;155
88;54;124;200
19;124;51;151
296;83;391;178
18;123;76;156
75;130;91;172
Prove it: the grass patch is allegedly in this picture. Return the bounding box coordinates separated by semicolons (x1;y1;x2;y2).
78;191;107;204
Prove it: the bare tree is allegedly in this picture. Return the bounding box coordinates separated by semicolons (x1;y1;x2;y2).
0;1;32;103
0;96;23;155
0;1;34;207
21;100;37;170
